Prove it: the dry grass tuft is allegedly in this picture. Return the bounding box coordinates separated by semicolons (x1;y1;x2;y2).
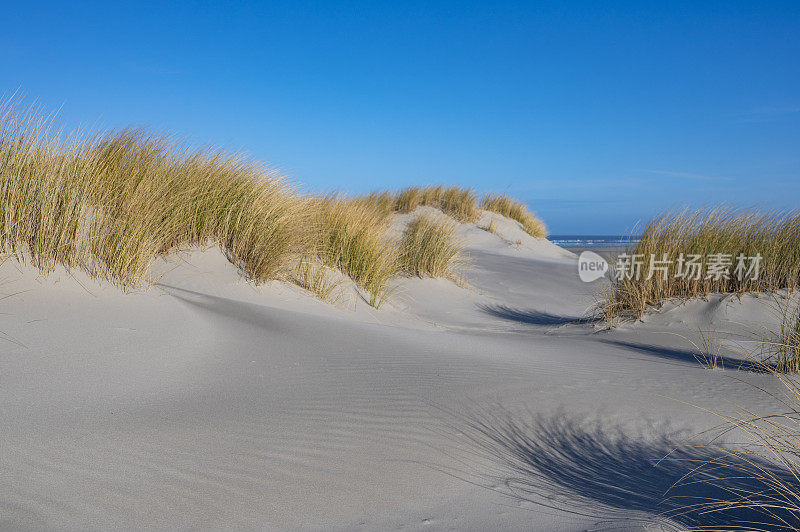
752;298;800;374
673;367;800;528
399;213;463;279
481;216;499;235
292;259;343;304
777;303;800;373
480;194;547;238
310;196;398;308
0;102;300;288
440;186;480;222
353;190;395;219
394;185;479;222
394;186;422;213
0;99;549;306
607;208;800;319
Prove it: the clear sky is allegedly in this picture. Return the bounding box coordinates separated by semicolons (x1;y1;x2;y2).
2;1;798;234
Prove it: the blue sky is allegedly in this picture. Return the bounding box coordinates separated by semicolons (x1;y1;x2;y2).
1;1;798;234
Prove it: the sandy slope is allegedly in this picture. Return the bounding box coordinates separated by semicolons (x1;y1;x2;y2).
0;209;791;530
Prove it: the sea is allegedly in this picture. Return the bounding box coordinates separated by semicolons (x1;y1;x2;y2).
548;235;640;248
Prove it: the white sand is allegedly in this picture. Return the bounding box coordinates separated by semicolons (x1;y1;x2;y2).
0;210;790;530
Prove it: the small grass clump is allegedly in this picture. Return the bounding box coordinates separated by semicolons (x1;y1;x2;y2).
440;186;479;222
395;186;423;213
672;360;800;527
399;213;463;279
353;190;395;219
394;185;479;222
688;328;723;369
481;216;499;235
293;259;343;304
480;194;547;238
310;196;398;308
777;302;800;373
754;298;800;373
607;208;800;319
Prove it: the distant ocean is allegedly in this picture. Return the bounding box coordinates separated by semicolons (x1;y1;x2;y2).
549;235;641;248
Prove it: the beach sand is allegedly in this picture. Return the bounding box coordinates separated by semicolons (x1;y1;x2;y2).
564;245;629;261
0;208;787;530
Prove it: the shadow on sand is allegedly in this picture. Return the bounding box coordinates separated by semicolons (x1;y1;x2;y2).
600;338;768;372
478;304;600;326
443;407;798;530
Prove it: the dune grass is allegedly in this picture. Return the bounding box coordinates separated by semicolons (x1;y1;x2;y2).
310;196;398;308
0;104;300;288
777;303;800;373
481;216;499;235
394;186;423;214
674;354;800;527
394;185;480;222
480;194;547;238
755;298;800;374
0;99;546;306
353;190;396;219
0;101;398;306
399;213;463;279
695;328;722;370
606;208;800;320
292;258;343;304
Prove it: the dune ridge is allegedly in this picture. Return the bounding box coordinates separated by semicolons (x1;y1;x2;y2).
0;100;548;308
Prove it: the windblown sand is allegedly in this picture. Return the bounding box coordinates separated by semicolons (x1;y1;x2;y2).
0;209;787;530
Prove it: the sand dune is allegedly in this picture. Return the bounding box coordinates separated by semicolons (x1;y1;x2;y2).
0;210;788;530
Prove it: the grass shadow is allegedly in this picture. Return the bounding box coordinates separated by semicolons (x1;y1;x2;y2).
478;304;600;326
443;407;798;530
600;338;768;372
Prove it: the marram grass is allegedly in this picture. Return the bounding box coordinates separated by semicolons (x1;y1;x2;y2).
481;216;499;235
359;186;547;238
0;106;299;288
605;208;800;320
671;324;800;527
310;196;398;308
292;258;343;304
0;100;544;306
480;194;548;238
399;213;463;280
394;185;480;222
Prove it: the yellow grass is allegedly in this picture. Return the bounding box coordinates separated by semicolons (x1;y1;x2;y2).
399;213;463;279
777;302;800;373
673;351;800;526
481;216;499;235
395;186;423;213
292;258;343;304
480;194;547;238
308;196;398;308
0;99;548;307
394;185;480;222
0;104;300;288
752;298;800;374
354;190;395;219
606;208;800;319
